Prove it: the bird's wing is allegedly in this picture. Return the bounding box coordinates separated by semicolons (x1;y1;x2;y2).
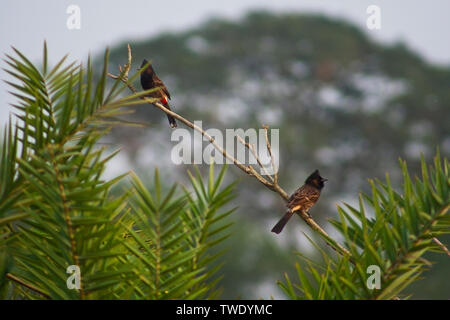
287;186;320;211
153;76;171;100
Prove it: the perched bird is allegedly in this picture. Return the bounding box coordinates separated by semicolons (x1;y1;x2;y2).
271;170;327;234
140;59;177;128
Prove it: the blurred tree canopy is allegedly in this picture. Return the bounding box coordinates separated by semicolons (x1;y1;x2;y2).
105;11;449;298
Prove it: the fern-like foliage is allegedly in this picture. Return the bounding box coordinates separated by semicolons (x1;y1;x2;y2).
121;165;235;299
181;166;236;299
0;43;236;299
279;152;449;299
0;43;143;299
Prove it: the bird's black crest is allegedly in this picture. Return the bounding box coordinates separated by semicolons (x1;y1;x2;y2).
140;59;155;72
305;169;327;189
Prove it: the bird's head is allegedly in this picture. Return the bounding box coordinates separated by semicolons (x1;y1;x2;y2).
139;59;154;73
305;169;328;189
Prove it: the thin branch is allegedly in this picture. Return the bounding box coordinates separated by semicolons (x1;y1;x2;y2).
107;44;352;259
6;273;51;299
262;125;278;184
109;69;275;191
235;134;274;182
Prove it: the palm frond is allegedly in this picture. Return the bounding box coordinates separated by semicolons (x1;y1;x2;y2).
121;164;236;299
0;42;147;299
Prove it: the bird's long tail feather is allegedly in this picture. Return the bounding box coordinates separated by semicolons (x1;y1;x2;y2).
271;210;294;234
163;102;177;128
167;113;177;128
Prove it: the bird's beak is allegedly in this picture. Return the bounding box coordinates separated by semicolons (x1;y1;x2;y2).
322;178;328;182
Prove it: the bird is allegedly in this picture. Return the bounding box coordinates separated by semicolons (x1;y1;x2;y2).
271;170;327;234
140;59;177;128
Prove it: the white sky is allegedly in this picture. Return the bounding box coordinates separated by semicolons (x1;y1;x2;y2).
1;0;449;122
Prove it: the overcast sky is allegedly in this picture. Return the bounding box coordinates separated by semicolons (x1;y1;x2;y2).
1;0;449;122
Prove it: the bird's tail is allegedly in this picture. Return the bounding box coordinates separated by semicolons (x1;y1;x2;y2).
271;210;294;234
167;113;177;128
163;102;177;128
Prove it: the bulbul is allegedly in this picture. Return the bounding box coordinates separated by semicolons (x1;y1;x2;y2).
271;170;327;234
140;59;177;128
